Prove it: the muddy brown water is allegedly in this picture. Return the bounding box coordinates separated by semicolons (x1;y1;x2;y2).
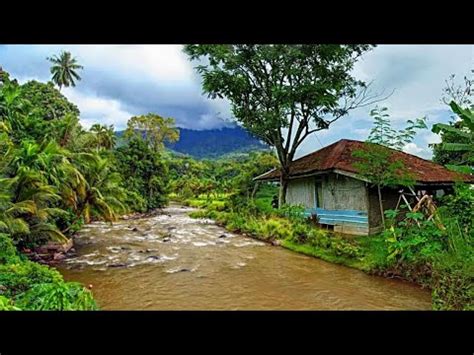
57;204;432;310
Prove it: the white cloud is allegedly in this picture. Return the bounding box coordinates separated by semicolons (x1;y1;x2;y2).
62;88;134;130
403;142;424;155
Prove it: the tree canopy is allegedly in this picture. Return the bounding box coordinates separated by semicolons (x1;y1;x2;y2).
184;44;383;205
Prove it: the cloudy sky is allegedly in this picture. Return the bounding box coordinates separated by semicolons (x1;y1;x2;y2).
0;45;472;159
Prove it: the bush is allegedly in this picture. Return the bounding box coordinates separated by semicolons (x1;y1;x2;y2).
439;184;473;235
259;218;293;240
276;204;307;224
432;254;473;310
0;233;20;264
0;260;63;298
0;295;20;310
383;210;445;263
15;282;97;310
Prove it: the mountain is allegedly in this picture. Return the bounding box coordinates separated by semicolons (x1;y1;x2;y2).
115;125;268;159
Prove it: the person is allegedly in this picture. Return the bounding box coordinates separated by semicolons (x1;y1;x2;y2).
271;195;279;209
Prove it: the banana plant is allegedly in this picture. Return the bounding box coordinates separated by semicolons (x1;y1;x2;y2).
432;101;474;174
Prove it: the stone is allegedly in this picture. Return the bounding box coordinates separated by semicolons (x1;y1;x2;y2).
147;255;161;260
109;263;127;268
53;253;66;261
162;237;171;242
218;234;227;239
271;240;281;246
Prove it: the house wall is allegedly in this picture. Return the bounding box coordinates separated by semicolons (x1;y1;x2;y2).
287;173;370;236
286;177;315;208
321;173;368;211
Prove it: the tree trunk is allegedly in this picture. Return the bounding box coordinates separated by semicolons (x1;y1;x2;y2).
377;184;385;227
251;181;260;200
278;172;289;208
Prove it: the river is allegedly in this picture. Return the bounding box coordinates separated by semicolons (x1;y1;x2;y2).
57;204;432;310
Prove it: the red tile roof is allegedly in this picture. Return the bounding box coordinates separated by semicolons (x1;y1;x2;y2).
255;139;473;184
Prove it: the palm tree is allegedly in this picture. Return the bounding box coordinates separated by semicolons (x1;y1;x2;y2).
47;51;84;91
90;124;116;150
0;171;68;246
63;153;126;230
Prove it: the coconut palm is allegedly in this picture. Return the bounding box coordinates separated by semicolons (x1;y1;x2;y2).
0;171;68;246
90;124;116;150
8;140;87;217
64;153;126;229
47;51;84;91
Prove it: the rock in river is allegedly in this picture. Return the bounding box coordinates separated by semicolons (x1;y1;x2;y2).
109;263;128;268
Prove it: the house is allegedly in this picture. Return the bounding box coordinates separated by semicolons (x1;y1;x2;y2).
254;139;473;236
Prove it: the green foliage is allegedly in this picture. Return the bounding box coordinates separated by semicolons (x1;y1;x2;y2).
431;254;473;310
115;137;169;211
355;105;427;194
353;143;415;188
383;210;445;263
0;233;20;264
432;101;474;174
88;124;116;150
47;51;83;91
19;80;80;120
258;218;293;240
367;106;427;150
125;113;179;152
0;260;63;298
0;69;177;310
438;184;474;234
0;295;21;310
276;204;307;224
15;282;97;311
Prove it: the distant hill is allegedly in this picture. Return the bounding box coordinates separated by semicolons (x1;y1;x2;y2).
115;125;268;159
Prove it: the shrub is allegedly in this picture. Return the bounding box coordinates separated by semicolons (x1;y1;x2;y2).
0;233;20;264
439;184;473;235
15;282;97;310
329;237;364;259
383;210;445;263
0;260;63;298
431;254;473;310
276;204;307;224
259;218;293;240
306;228;331;248
0;295;20;310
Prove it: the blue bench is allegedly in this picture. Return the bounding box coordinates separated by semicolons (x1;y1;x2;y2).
303;208;368;227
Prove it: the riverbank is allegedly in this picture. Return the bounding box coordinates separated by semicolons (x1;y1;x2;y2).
183;197;472;310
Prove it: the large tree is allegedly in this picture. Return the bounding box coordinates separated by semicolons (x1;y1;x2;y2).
47;51;84;91
184;44;384;206
125;113;179;152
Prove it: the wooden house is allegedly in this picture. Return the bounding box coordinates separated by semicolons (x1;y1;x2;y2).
254;139;473;236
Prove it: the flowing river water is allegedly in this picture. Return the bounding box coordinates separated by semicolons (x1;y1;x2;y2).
57;204;432;310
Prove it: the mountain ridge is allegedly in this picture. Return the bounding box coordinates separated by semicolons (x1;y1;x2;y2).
115;125;268;159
